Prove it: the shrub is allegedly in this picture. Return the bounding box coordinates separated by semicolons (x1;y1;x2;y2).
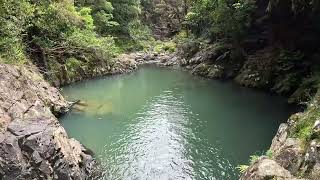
0;0;34;63
154;41;177;53
185;0;255;42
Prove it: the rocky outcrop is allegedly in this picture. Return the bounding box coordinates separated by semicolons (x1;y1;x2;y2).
117;52;180;67
171;41;320;179
240;91;320;180
240;157;298;180
175;40;314;104
50;58;138;87
177;42;244;80
240;124;305;179
0;64;96;179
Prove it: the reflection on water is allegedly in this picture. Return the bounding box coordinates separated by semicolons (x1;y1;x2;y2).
101;92;236;179
60;66;294;179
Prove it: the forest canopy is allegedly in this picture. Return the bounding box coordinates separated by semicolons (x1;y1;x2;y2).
0;0;259;66
2;0;320;72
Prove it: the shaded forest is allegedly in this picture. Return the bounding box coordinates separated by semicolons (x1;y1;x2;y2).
2;0;320;179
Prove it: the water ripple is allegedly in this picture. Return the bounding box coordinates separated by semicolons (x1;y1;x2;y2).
60;67;293;180
99;91;236;180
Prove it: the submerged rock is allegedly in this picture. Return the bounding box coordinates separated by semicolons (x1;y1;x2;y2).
0;64;97;179
72;100;115;116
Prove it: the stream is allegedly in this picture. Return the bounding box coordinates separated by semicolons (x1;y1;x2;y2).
60;66;294;179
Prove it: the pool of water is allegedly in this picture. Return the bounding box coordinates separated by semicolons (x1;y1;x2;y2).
60;66;294;179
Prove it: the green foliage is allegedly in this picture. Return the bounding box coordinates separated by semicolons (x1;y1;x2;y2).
185;0;255;42
236;150;274;173
141;0;190;38
66;28;120;60
74;0;119;36
74;0;154;52
249;154;260;164
27;0;119;70
0;0;125;85
173;30;193;44
128;20;156;51
114;19;157;53
266;149;273;158
291;104;320;143
79;7;95;30
0;0;34;63
154;41;177;53
236;165;249;173
65;57;84;78
109;0;141;36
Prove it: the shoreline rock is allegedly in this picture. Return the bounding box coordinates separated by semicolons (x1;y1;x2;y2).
0;64;97;179
50;57;138;87
0;46;316;179
125;46;316;179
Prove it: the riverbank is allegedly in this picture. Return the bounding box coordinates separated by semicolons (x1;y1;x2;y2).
0;45;318;179
118;47;320;179
174;43;320;179
0;64;97;179
60;65;293;179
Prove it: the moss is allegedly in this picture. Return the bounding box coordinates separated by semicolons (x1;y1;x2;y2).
290;103;320;148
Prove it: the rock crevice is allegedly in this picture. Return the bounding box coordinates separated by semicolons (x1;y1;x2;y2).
0;64;96;180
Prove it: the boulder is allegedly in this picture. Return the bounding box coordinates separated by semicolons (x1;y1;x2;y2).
0;64;97;180
240;157;299;180
270;123;304;175
191;63;224;79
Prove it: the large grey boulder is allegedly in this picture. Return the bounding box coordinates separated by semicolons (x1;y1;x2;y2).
0;64;96;180
240;157;299;180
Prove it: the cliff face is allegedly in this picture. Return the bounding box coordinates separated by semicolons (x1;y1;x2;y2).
240;92;320;179
0;64;96;179
172;1;320;179
47;57;138;87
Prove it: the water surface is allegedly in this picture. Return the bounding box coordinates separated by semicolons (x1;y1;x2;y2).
60;66;294;179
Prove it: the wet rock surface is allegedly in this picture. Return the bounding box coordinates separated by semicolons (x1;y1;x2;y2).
0;64;96;180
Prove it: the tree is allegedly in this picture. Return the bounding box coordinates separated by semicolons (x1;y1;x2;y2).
185;0;255;43
74;0;119;36
108;0;141;36
141;0;191;39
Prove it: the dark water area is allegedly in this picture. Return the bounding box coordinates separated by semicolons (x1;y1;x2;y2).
60;66;295;179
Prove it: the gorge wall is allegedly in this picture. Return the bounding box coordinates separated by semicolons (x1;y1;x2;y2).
0;64;97;180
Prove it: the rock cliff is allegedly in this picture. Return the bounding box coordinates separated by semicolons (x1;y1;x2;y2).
0;64;96;179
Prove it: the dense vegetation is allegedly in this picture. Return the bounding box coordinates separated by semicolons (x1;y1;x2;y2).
0;0;148;83
2;0;320;179
1;1;320;107
0;0;262;68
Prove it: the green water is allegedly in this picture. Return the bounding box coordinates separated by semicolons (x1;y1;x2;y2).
60;66;294;179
